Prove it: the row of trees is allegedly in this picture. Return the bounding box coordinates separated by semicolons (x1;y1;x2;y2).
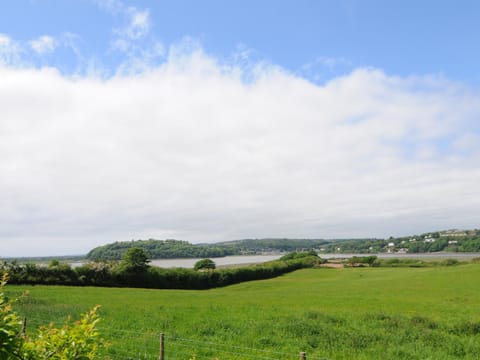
2;249;321;290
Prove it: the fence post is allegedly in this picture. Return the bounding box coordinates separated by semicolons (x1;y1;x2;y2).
159;333;165;360
300;351;306;360
22;318;27;336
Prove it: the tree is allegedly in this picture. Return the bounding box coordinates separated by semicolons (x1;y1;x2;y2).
48;259;60;268
194;259;216;271
119;247;150;274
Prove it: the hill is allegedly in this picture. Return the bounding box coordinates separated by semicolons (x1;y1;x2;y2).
86;239;236;260
86;238;333;260
214;238;329;251
320;229;480;254
85;228;480;261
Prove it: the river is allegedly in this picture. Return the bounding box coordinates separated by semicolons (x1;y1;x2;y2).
69;252;480;269
149;255;282;268
69;254;283;269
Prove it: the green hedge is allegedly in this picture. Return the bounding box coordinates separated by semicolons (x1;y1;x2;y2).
1;256;320;290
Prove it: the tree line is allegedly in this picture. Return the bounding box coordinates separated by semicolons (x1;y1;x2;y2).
1;249;321;290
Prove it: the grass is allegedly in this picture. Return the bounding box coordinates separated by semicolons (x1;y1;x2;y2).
7;264;480;359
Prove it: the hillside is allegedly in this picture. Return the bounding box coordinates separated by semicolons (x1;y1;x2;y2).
86;239;236;260
86;238;332;260
320;229;480;254
86;228;480;261
214;238;329;251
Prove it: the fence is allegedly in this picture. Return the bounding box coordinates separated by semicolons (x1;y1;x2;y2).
158;333;307;360
100;329;323;360
23;317;328;360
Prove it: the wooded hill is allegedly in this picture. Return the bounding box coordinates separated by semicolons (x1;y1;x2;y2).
86;229;480;261
87;239;237;260
86;238;334;260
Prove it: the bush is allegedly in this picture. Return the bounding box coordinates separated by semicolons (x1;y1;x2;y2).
440;258;460;266
0;273;23;359
0;273;106;359
280;251;318;261
345;256;378;266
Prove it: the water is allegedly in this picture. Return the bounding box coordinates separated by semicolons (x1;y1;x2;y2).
69;254;283;269
69;252;480;269
149;255;282;268
318;252;480;260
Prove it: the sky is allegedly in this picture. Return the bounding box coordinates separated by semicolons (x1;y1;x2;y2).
1;1;480;256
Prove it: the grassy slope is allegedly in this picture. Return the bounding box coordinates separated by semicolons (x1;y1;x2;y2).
8;264;480;359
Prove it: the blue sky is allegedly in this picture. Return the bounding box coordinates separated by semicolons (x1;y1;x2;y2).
1;1;480;84
1;1;480;256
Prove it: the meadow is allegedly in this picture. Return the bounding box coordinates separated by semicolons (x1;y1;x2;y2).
7;264;480;359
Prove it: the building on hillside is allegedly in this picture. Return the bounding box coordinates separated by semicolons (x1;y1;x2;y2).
440;230;468;237
424;237;435;243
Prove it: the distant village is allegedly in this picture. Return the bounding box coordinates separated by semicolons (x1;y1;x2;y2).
316;229;480;254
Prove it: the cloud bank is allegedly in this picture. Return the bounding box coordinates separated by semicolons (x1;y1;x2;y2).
1;48;480;256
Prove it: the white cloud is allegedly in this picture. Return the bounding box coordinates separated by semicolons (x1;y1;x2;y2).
110;7;151;53
0;51;480;256
0;33;84;70
125;7;150;40
301;56;353;83
0;33;21;65
93;0;152;53
0;34;11;47
315;56;351;68
93;0;125;15
29;35;57;55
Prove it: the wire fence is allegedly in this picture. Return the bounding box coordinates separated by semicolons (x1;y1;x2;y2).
24;316;329;360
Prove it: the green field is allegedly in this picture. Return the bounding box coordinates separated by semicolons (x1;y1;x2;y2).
8;264;480;359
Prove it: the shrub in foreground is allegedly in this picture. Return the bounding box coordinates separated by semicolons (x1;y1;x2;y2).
0;273;106;359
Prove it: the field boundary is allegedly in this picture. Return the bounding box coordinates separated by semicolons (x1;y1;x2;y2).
23;316;329;360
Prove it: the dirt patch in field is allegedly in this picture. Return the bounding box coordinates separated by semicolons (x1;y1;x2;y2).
319;263;344;269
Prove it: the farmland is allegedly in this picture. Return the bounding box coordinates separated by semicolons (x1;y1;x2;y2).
8;264;480;359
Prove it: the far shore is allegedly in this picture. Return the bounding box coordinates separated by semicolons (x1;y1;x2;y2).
320;252;480;260
70;252;480;269
6;252;480;269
